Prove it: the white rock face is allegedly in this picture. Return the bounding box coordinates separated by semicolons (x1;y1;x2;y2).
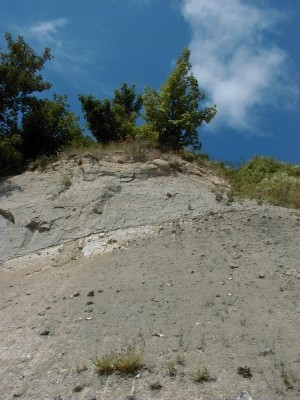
0;156;246;269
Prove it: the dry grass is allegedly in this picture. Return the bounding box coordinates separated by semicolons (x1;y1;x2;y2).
61;140;157;164
32;142;300;209
191;367;214;383
93;345;144;375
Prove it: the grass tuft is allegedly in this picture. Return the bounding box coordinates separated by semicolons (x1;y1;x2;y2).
280;362;294;390
192;367;214;383
93;345;144;375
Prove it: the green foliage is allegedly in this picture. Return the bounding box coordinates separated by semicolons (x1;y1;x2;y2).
79;95;117;143
143;48;216;150
0;32;51;135
0;132;23;173
231;156;300;208
114;82;142;116
79;82;142;144
21;94;84;160
133;124;159;145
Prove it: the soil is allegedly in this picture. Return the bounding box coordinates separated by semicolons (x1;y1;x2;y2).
0;158;300;400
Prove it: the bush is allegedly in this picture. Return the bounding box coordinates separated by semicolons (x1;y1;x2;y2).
233;156;300;208
0;133;23;174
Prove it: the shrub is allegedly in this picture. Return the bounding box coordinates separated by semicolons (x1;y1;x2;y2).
233;156;300;208
93;345;144;375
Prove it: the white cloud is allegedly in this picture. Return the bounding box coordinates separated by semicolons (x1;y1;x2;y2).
28;18;67;47
21;18;105;92
181;0;299;134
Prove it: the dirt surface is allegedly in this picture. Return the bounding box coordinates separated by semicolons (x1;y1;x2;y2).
1;158;300;399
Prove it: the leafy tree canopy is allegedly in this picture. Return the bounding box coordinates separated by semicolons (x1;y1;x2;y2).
143;48;216;151
79;83;142;143
21;94;84;160
0;32;51;135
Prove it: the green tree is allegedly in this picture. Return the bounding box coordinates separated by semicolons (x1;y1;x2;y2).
114;82;142;116
79;83;142;144
0;132;23;173
113;83;142;140
79;95;118;144
21;95;84;160
143;48;216;150
0;32;51;135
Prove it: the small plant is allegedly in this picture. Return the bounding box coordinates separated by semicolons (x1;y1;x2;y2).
149;381;162;390
178;327;184;348
61;174;72;190
31;154;56;171
227;190;235;204
192;367;214;383
215;191;224;202
166;360;177;376
212;186;225;202
124;139;150;162
237;365;252;378
93;345;144;375
76;364;88;374
280;362;294;389
176;353;186;365
200;333;205;349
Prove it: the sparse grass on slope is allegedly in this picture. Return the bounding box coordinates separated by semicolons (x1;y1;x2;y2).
27;141;300;209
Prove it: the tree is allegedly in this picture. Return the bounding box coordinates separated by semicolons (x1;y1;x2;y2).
21;95;84;160
0;132;23;172
79;82;142;144
113;82;142;116
79;95;118;144
113;82;143;140
143;48;216;151
0;32;51;135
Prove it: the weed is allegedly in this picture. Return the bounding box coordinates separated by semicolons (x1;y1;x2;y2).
205;299;214;307
61;175;72;190
200;333;205;349
176;354;186;365
237;365;252;378
166;360;177;376
227;190;235;204
178;327;184;348
215;191;224;202
280;362;294;389
76;365;88;374
31;154;57;171
212;186;225;202
192;367;214;383
149;381;162;390
93;345;144;375
124;139;150;162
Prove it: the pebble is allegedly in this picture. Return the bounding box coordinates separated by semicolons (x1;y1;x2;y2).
73;384;84;392
38;327;51;336
150;381;162;390
235;390;253;400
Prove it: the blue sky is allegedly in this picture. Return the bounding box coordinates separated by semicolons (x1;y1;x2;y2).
1;0;299;164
